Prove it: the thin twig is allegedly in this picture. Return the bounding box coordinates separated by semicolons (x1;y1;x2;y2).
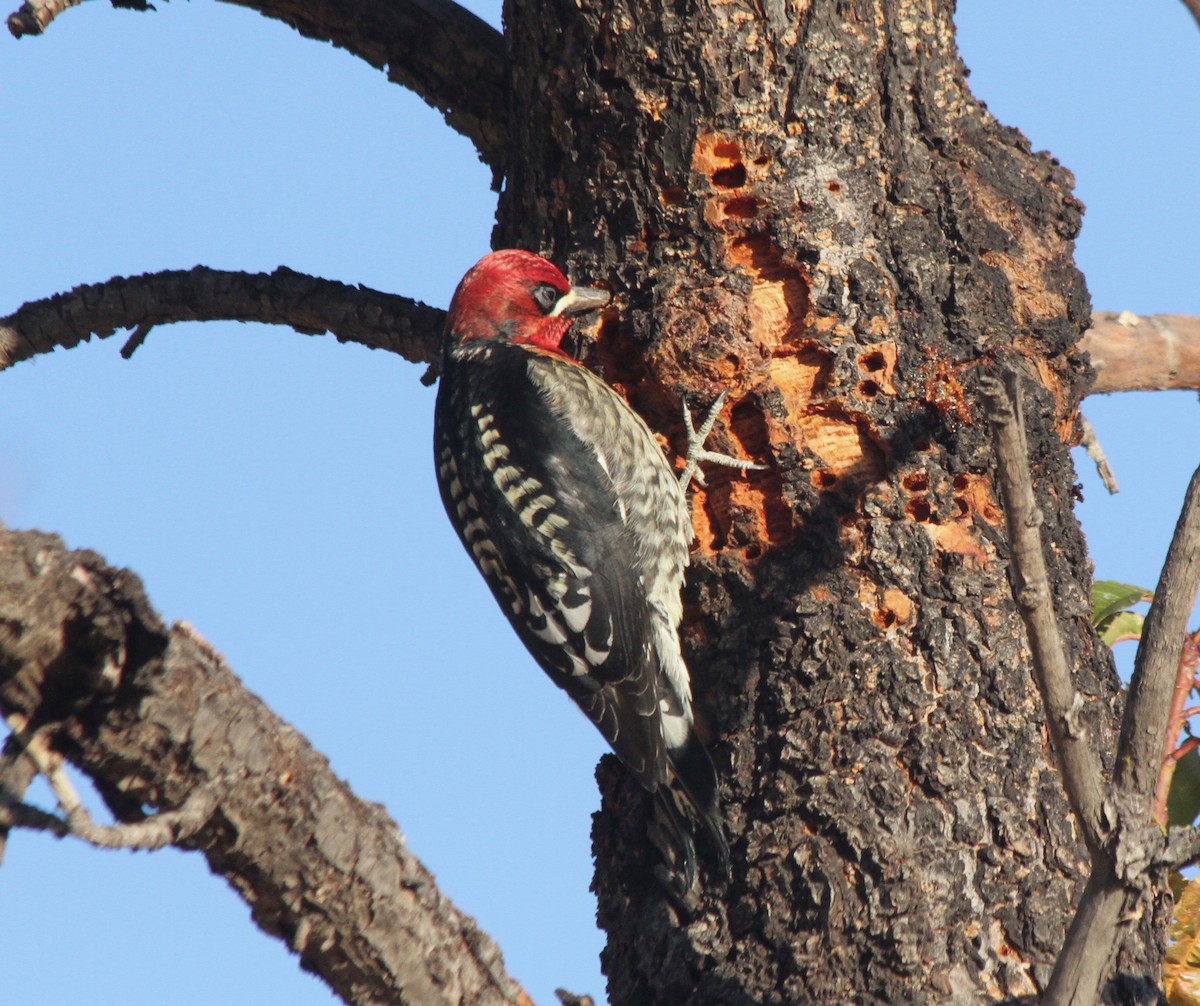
2;713;220;851
0;776;218;850
119;323;154;360
1078;414;1118;495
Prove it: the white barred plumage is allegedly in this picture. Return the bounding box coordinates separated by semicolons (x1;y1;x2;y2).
433;249;744;886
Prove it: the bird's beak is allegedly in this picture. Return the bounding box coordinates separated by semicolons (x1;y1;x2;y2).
549;284;611;318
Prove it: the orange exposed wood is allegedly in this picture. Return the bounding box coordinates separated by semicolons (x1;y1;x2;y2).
970;170;1070;325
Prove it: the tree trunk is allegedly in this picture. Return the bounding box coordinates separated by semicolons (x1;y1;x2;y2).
498;1;1163;1002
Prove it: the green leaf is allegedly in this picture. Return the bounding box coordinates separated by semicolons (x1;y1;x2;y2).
1091;580;1153;627
1168;749;1200;828
1096;610;1146;647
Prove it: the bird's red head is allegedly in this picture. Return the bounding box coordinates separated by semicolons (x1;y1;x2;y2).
444;249;609;356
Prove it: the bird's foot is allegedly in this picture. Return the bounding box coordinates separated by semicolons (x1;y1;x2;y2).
678;390;767;490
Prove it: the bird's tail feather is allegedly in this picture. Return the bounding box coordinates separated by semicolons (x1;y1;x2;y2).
668;730;730;877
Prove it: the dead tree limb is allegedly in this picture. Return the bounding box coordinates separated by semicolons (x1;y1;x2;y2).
0;524;533;1006
0;266;444;374
6;0;508;171
1083;311;1200;394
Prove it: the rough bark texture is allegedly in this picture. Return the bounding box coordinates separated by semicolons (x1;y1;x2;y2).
496;1;1162;1003
0;266;444;373
0;528;532;1006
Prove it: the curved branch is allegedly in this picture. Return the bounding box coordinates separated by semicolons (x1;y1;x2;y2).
7;0;508;172
0;265;445;375
1083;311;1200;394
1182;0;1200;33
0;525;533;1006
9;270;1200;404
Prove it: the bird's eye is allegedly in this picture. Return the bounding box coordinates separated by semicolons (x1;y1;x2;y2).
531;284;561;313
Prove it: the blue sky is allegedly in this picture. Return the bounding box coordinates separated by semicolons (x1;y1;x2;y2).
1;2;1197;1003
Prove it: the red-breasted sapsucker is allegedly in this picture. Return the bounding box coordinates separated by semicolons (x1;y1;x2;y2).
434;249;751;887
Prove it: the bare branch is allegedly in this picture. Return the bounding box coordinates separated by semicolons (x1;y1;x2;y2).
0;526;532;1006
0;265;445;374
0;790;69;837
980;373;1109;850
1181;0;1200;33
0;730;39;864
1077;414;1118;494
11;274;1200;400
985;374;1200;1006
0;768;220;850
982;373;1131;1006
8;0;507;171
1083;311;1200;394
1115;464;1200;799
2;711;222;850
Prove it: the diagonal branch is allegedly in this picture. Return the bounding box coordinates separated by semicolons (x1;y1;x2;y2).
7;0;508;172
985;371;1200;1006
0;524;533;1006
980;373;1109;850
0;265;446;375
1182;0;1200;33
1115;464;1200;800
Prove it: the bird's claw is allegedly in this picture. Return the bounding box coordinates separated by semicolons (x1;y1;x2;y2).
679;390;767;491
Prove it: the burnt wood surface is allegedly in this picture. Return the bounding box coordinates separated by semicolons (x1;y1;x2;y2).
497;2;1161;1003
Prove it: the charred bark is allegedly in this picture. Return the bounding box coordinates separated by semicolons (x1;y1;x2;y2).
498;1;1163;1003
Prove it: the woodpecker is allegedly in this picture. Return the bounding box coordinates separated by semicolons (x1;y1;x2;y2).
434;249;752;887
